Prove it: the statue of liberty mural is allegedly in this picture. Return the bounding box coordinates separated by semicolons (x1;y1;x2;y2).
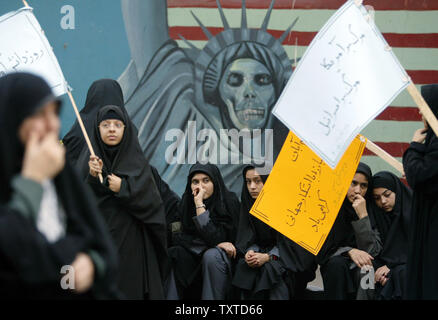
118;0;298;195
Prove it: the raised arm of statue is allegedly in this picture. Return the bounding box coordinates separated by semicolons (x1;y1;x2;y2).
121;0;170;80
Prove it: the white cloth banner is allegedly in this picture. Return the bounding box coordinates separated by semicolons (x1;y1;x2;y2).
0;7;68;96
272;0;409;168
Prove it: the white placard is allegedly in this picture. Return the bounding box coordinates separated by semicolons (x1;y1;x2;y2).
0;7;68;96
272;0;409;168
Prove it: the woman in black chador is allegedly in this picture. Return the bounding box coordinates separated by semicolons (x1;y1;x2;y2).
168;163;240;300
62;79;124;169
85;104;169;300
0;72;119;299
403;84;438;299
232;165;316;300
64;78;180;250
316;163;383;300
371;171;412;300
63;79;125;171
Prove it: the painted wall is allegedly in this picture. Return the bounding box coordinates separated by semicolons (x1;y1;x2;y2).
1;0;437;194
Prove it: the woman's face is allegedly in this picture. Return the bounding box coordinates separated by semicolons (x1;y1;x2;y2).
373;187;396;212
98;119;125;146
346;173;369;203
191;172;214;200
245;169;264;199
18;101;60;144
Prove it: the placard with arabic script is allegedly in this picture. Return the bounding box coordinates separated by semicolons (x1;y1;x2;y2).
250;131;366;255
272;0;408;168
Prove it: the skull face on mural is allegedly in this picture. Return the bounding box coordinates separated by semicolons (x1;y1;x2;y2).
201;41;291;131
219;58;276;130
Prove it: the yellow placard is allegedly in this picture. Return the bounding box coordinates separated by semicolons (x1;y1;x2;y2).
250;131;366;255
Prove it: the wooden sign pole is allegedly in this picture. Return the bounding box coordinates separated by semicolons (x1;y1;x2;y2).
364;139;404;175
406;82;438;137
362;79;438;177
67;91;103;183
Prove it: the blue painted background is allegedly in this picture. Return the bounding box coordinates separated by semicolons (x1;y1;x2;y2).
0;0;130;137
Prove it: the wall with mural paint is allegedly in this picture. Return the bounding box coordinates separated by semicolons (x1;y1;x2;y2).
1;0;436;195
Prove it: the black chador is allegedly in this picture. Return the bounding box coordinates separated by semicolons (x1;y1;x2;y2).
403;84;438;299
168;163;240;299
150;165;181;248
232;165;316;300
84;105;169;300
63;79;125;172
0;72;119;299
316;163;382;300
371;171;412;300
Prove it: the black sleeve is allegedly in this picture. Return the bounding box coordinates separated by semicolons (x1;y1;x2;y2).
86;173;111;197
192;210;233;247
403;138;438;194
229;196;241;244
114;174;165;219
0;205;82;286
351;216;383;257
59;165;120;298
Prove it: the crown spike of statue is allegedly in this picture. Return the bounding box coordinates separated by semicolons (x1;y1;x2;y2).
185;0;300;110
179;0;298;63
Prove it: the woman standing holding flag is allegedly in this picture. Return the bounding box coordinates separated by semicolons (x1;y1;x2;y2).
84;104;169;300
